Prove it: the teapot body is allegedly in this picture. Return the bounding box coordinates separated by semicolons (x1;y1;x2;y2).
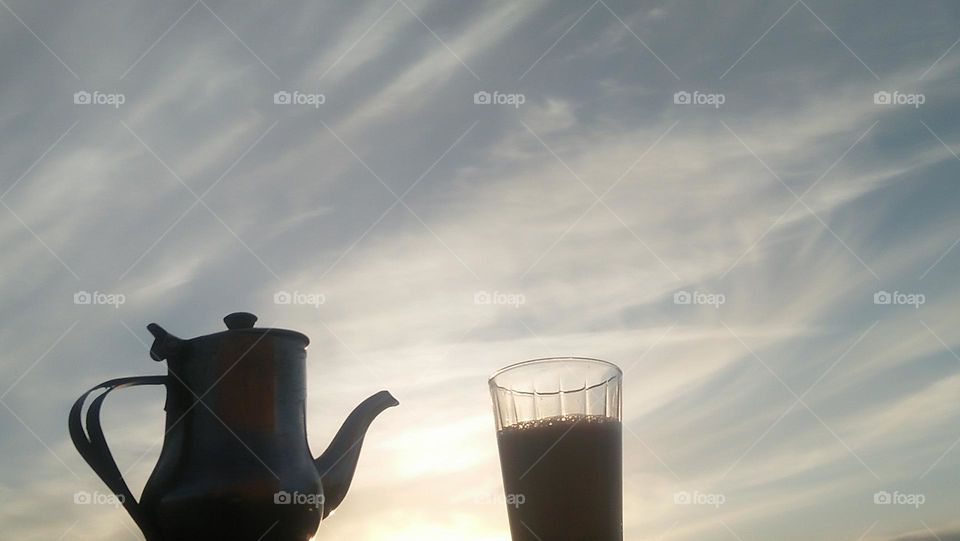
140;332;323;540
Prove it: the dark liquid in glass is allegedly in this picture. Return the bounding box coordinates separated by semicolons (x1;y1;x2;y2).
496;415;622;541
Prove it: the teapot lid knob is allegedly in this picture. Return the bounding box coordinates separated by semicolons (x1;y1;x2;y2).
224;312;258;330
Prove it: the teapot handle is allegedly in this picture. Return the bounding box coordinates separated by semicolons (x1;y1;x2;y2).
69;375;167;539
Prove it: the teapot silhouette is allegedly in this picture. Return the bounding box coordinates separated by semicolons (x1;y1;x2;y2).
69;312;398;540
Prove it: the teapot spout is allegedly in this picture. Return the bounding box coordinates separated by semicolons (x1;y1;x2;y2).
314;390;398;519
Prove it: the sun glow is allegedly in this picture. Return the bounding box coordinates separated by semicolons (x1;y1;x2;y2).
312;521;508;541
367;523;508;541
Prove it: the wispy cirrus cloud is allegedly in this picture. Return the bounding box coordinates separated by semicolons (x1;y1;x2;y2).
0;2;958;541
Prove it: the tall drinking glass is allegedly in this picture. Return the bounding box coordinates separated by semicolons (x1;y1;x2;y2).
489;357;623;541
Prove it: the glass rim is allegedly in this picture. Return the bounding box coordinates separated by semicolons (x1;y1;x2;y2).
488;356;623;391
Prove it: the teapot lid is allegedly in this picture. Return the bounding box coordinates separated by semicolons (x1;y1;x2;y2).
216;312;310;344
223;311;260;330
148;311;309;362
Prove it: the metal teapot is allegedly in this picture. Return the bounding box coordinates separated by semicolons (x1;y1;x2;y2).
69;312;398;540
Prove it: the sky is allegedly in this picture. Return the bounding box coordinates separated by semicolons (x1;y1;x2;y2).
0;1;958;540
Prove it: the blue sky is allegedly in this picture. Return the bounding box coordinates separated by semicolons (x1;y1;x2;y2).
0;1;958;540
